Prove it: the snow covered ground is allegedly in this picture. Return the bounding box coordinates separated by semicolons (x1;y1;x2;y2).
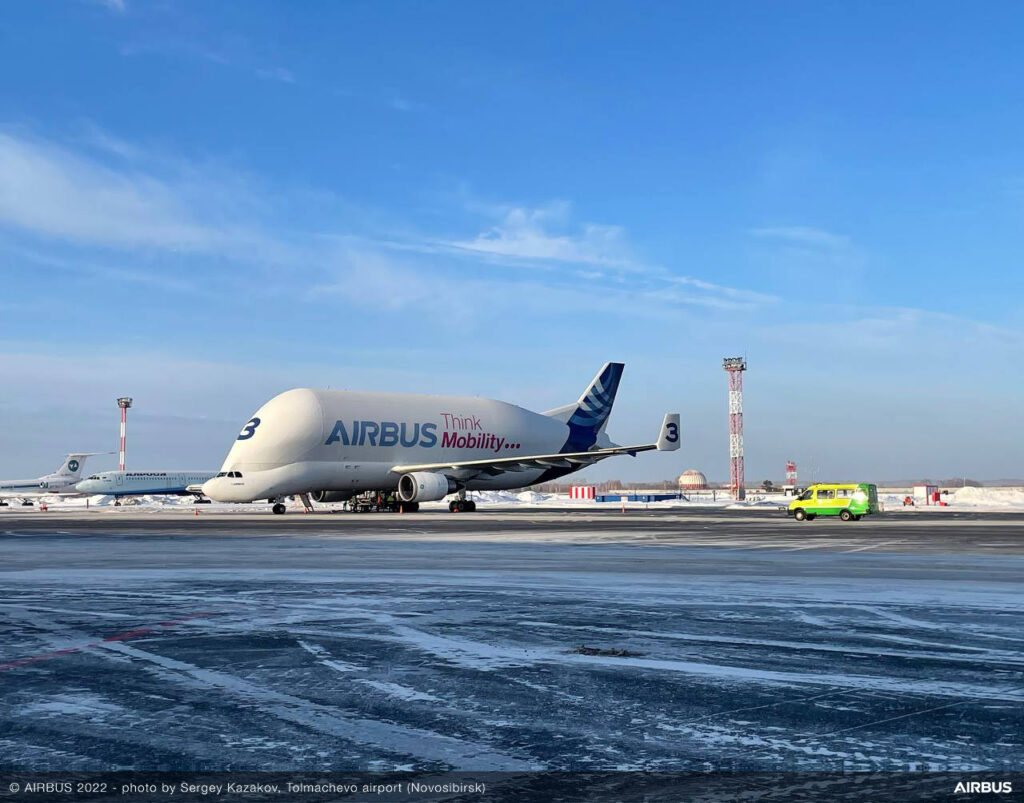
2;530;1021;771
9;485;1024;514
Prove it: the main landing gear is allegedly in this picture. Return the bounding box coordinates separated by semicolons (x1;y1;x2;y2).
449;491;476;513
272;502;286;515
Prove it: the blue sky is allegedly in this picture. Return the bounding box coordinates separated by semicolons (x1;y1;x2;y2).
1;1;1022;482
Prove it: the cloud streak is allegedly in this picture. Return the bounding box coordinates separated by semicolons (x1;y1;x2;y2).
0;128;776;318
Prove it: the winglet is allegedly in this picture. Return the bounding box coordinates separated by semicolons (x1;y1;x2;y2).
656;413;681;451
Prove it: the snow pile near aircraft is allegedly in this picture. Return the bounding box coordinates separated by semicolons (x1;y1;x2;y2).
951;486;1024;509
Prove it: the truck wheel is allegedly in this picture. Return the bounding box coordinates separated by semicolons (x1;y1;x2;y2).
794;509;807;521
840;509;853;522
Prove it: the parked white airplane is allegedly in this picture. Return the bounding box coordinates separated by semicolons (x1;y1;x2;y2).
76;470;217;501
201;362;680;514
0;453;101;506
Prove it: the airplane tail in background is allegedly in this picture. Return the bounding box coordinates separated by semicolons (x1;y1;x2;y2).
54;453;97;478
544;362;625;451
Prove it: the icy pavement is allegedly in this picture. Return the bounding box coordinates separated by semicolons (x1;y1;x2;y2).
0;529;1022;772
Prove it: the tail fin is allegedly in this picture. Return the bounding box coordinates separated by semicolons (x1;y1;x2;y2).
54;453;97;478
545;362;625;451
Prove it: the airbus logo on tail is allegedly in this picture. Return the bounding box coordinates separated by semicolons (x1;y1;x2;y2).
325;421;438;448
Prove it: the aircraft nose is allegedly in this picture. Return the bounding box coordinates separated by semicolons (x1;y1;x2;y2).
201;477;230;501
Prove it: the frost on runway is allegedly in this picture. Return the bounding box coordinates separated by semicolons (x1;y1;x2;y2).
1;528;1022;772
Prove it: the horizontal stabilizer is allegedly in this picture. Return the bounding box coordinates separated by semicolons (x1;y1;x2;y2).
391;412;680;478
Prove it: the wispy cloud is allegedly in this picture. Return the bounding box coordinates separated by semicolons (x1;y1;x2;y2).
447;202;639;270
0;128;775;318
0;131;214;250
256;66;296;84
0;129;303;269
749;225;852;251
93;0;126;13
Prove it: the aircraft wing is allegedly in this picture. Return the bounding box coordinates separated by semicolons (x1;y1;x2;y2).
391;413;680;477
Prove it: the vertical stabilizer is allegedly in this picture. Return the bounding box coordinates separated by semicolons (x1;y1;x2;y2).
54;453;95;478
545;362;625;451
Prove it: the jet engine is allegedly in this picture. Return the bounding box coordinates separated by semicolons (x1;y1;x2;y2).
310;490;355;503
397;472;455;503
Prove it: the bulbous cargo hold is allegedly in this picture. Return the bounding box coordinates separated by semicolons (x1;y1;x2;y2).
200;362;681;513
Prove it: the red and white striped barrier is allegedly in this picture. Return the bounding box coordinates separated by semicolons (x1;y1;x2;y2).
569;486;595;500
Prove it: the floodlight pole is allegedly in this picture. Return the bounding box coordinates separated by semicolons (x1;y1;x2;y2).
723;358;747;501
117;397;133;471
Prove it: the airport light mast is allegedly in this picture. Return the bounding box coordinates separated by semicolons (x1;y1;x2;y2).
723;358;746;501
117;397;132;471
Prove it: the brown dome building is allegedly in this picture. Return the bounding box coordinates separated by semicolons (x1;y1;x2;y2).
677;469;708;491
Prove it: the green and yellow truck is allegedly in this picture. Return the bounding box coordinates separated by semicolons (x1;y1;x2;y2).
787;483;881;522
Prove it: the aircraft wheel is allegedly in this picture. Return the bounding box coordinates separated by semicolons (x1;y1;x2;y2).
272;503;286;515
449;501;457;513
793;508;806;521
853;514;862;521
466;500;477;512
22;500;34;507
840;509;853;522
806;514;816;520
400;502;419;513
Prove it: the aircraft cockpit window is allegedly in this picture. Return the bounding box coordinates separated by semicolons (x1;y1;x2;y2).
217;472;227;477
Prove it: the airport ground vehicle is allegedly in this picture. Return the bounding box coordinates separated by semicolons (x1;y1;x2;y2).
788;483;880;521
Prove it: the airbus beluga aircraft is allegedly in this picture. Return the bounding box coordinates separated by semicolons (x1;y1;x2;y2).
201;362;680;514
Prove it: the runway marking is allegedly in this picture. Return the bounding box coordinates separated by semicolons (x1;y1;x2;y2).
842;540;907;553
0;611;217;671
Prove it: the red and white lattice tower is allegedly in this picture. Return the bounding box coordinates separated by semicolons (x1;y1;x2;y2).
117;397;133;471
723;358;747;500
785;460;798;488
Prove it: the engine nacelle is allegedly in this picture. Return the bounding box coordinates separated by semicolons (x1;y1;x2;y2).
397;472;455;503
310;490;355;503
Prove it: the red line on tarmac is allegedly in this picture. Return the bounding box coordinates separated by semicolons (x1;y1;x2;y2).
0;611;219;670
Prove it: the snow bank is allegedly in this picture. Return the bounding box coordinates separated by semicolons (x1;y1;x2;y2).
951;486;1024;510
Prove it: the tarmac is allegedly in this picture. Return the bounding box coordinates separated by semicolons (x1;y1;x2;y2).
1;507;1022;771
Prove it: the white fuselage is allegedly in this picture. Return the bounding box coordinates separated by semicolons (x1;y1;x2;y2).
0;474;79;497
203;388;592;503
76;471;217;497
